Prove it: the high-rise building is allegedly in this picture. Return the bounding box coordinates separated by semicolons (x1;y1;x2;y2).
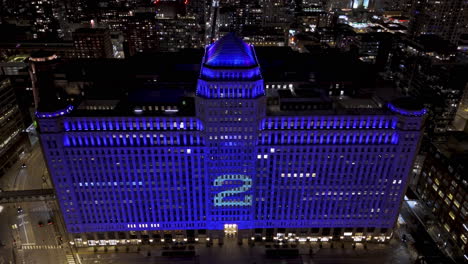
409;0;467;44
73;28;114;59
390;35;467;135
453;83;468;132
349;0;375;9
124;11;201;56
36;34;426;245
327;0;374;9
212;0;291;46
30;0;63;39
415;132;468;261
382;0;412;12
0;77;29;176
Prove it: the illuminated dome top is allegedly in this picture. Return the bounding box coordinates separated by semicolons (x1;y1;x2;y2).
204;33;257;67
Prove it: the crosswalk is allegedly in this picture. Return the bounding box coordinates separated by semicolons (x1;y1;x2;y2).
66;254;76;264
21;244;62;250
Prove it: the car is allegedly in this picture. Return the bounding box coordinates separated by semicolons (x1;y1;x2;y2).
38;221;44;227
47;219;53;225
21;163;27;168
17;207;23;214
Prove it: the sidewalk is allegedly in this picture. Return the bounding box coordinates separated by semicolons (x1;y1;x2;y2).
72;236;414;264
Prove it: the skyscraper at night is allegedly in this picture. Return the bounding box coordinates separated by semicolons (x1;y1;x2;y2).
35;33;426;245
409;0;467;44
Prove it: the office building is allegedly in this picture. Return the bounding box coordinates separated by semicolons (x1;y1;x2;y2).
349;0;375;9
73;28;114;59
30;0;63;39
416;132;468;259
390;35;467;135
382;0;413;12
453;83;468;132
0;78;28;176
124;11;201;56
35;34;426;245
409;0;467;44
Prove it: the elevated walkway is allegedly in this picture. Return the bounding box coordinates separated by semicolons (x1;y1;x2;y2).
0;189;55;203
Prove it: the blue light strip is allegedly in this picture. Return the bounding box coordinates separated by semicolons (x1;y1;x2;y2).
196;79;265;99
260;116;397;130
35;105;74;118
64;117;204;132
200;67;261;81
387;103;427;116
257;131;398;145
63;133;204;147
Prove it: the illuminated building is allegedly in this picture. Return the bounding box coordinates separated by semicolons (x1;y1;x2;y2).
124;12;201;56
349;0;375;9
30;0;63;39
35;33;426;244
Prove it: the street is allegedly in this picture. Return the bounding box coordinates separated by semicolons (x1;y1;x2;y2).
0;201;67;264
0;142;67;264
0;143;50;191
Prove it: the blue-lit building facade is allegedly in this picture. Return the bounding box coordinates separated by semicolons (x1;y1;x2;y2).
34;34;427;245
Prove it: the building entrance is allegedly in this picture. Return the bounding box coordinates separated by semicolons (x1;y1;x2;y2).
224;224;238;237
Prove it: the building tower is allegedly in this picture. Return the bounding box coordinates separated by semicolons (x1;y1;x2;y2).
195;33;265;233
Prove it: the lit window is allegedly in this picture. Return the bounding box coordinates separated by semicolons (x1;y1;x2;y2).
449;211;455;220
442;224;452;234
447;193;453;200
